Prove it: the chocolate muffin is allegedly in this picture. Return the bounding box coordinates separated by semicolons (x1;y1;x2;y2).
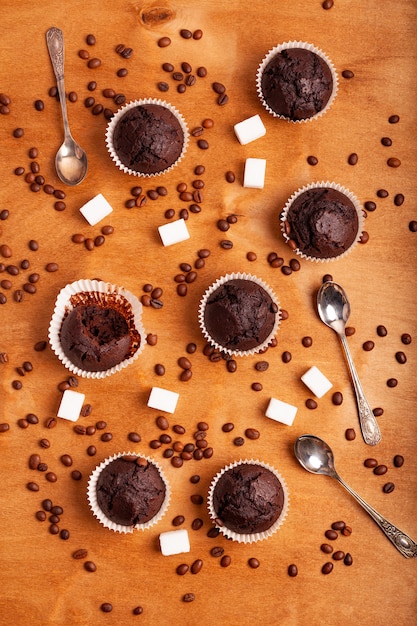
282;186;360;259
210;462;286;535
111;102;185;175
60;303;136;372
96;456;167;527
260;46;334;121
201;276;279;354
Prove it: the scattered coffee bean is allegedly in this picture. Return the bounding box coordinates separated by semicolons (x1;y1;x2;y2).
305;399;318;410
220;555;231;568
191;559;203;574
245;428;260;440
158;37;171;47
302;336;312;347
401;333;412;345
348;153;358;165
345;428;356;441
393;454;404;468
383;482;395;493
307;155;318;165
176;564;189;575
325;529;338;541
332;391;343;406
377;325;387;337
322;562;333;574
183;593;195;603
332;551;345;561
395;351;407;364
364;458;378;468
363;340;374;351
387;157;401;168
84;561;97;572
344;553;353;566
320;543;333;554
374;464;388;476
248;558;260;569
386;378;398;388
342;69;354;79
100;603;112;613
388;115;400;124
288;564;298;577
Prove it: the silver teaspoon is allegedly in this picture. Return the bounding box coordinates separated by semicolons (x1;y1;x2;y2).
294;435;417;558
317;280;381;446
46;27;88;186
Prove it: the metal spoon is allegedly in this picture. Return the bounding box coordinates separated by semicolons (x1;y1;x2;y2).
294;434;417;558
317;280;381;446
46;27;88;186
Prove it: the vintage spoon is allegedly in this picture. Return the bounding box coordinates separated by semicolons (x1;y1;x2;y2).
317;280;381;446
46;27;88;185
294;434;417;558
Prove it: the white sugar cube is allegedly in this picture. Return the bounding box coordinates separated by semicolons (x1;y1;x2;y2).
265;397;298;427
234;114;266;145
301;366;333;398
57;389;85;422
158;218;190;246
159;529;190;556
243;158;266;189
147;387;179;414
79;193;113;226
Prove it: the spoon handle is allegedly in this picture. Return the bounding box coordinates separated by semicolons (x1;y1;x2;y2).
46;27;71;137
336;473;417;558
339;333;382;445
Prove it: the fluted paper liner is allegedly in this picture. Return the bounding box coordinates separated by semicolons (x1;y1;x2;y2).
256;41;338;123
48;279;145;379
280;181;364;263
198;272;281;357
105;98;189;177
207;459;289;544
87;452;171;534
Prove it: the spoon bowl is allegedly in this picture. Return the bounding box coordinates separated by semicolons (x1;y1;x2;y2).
294;435;417;558
317;281;381;445
46;27;88;186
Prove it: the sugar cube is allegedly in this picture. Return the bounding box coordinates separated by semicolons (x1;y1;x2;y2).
243;158;266;189
57;389;86;422
158;218;190;246
265;397;298;427
147;387;179;414
79;193;113;226
159;529;190;556
301;366;332;398
234;114;266;145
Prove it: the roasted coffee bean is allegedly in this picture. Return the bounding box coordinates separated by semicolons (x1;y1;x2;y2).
222;422;234;432
245;428;260;440
84;561;96;572
386;378;398;388
171;456;183;468
393;454;404;468
331;391;343;406
322;0;334;8
401;333;412;345
34;99;44;111
394;193;404;206
46;472;57;482
227;359;237;373
197;139;209;150
248;558;260;569
27;481;39;491
348;153;358;165
132;606;143;615
345;428;356;441
60;529;70;540
376;325;387;336
307;155;318;165
128;432;141;443
364;458;378;468
364;201;376;212
36;510;46;521
0;423;10;432
387;157;401;168
154;364;165;376
388;114;400;124
331;521;346;531
192;518;203;530
87;445;97;456
374;464;388;476
321;543;333;554
373;407;384;417
220;555;231;568
71;470;82;481
26;413;38;424
383;482;395;493
191;559;203;574
322;562;334;574
363;340;374;351
176;564;189;575
29;454;41;469
333;551;345;561
325;529;338;540
212;82;225;94
302;336;312;347
342;525;352;537
344;553;353;566
100;603;112;613
288;564;298;577
101;433;112;442
211;546;224;557
306;399;318;410
395;351;407;364
183;593;195;603
172;515;185;527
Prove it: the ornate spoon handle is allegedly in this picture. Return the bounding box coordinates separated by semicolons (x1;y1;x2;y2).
339;333;382;445
335;473;417;558
46;27;71;138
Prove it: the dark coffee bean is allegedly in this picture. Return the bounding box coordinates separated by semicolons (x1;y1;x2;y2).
29;454;41;470
34;100;44;111
193;29;203;39
322;562;334;574
322;0;334;8
395;351;407;364
27;481;39;491
342;69;354;79
71;470;82;481
183;593;195;603
73;548;88;560
248;558;260;569
212;82;225;94
26;413;38;423
36;510;46;521
220;555;231;568
320;543;333;554
87;445;97;456
84;561;96;572
364;458;378;468
176;563;189;575
386;378;398;388
302;336;312;347
171;456;183;468
394;193;405;206
191;518;203;531
325;529;338;540
191;559;203;574
245;428;260;440
348;153;358;165
374;464;388;476
288;564;298;577
0;423;10;432
211;546;224;557
388;115;400;124
373;407;384;417
331;521;346;531
333;550;345;561
307;155;318;165
222;422;234;432
364;201;377;212
387;157;401;168
393;454;404;468
306;399;318;410
172;515;185;527
363;340;375;351
233;436;245;447
383;482;395;493
100;603;112;613
217;93;229;105
101;432;113;442
345;428;356;441
377;325;387;336
401;333;412;345
344;553;353;566
60;529;70;540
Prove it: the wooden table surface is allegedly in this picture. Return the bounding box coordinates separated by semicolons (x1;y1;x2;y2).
1;1;416;624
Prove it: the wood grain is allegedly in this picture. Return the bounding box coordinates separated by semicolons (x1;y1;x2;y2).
0;1;416;624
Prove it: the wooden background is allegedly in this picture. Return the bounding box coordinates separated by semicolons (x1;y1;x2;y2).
0;1;416;624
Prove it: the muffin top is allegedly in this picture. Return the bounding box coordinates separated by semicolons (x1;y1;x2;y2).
212;463;285;534
112;103;184;174
203;278;278;352
96;456;166;526
284;187;359;259
60;304;134;372
261;47;333;120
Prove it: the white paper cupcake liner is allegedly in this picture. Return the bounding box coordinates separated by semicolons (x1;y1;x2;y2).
256;41;338;123
48;279;145;379
87;452;171;534
280;181;364;263
198;272;281;357
105;98;189;177
207;459;289;544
